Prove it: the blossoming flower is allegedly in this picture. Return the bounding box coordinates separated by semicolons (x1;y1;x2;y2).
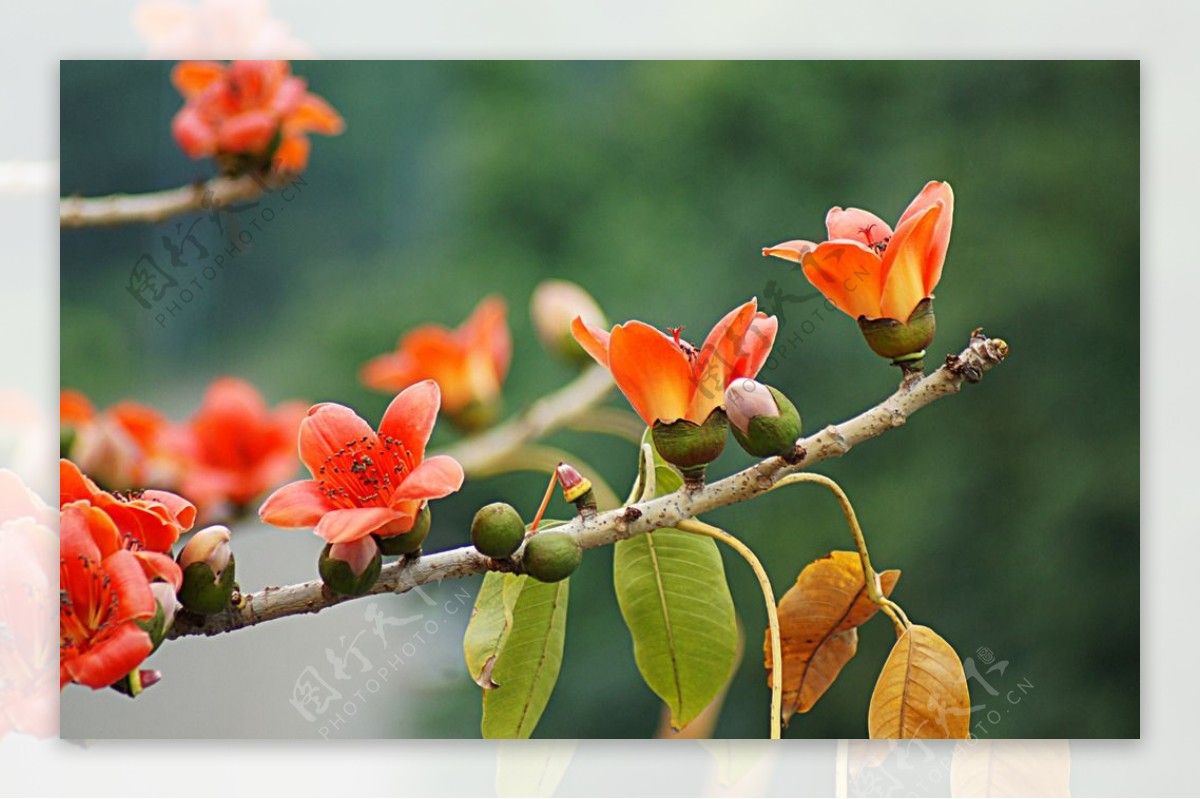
60;459;193;585
171;59;344;173
360;296;512;430
570;298;778;427
169;377;305;515
60;502;159;690
259;380;465;566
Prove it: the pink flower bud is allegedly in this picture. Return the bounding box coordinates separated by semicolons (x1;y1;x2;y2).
178;524;232;579
724;378;780;435
530;280;606;363
330;538;380;578
150;582;180;631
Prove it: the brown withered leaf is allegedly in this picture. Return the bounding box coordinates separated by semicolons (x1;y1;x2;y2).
764;551;900;722
868;624;970;739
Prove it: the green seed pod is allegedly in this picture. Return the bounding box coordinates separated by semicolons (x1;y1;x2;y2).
470;502;525;558
857;297;937;362
725;380;803;458
318;540;383;597
374;505;431;556
522;531;582;583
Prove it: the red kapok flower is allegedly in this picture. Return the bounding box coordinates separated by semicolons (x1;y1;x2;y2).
259;380;464;550
170;377;305;514
60;502;158;690
359;296;512;430
570;298;778;426
60;459;195;557
170;59;344;173
763;181;954;323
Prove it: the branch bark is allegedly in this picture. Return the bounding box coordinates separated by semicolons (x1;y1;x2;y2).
60;174;283;228
169;331;1008;639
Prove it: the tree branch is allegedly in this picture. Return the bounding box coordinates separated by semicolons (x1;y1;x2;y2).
169;331;1008;639
59;174;283;228
440;365;615;475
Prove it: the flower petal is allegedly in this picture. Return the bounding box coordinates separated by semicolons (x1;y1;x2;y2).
134;551;183;591
315;507;410;544
762;239;817;264
171;106;218;159
287;93;345;136
825;207;893;248
393;455;465;502
462;296;511;387
330;537;379;577
608;321;693;425
570;317;611;367
63;622;153;690
171;61;226;97
103;550;158;625
259;479;335;528
801;241;884;320
896;181;954;294
730;313;779;380
378;380;442;464
880;202;943;321
140;489;197;532
692;300;759;421
298;403;377;479
218;109;280;155
273;134;311;173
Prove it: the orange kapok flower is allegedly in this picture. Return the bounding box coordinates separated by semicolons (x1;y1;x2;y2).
259;380;465;558
171;59;344;174
570;298;778;427
359;296;512;431
59;502;158;690
764;181;953;355
60;459;195;560
172;377;306;514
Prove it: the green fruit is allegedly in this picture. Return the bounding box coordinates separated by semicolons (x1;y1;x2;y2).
730;386;803;458
318;542;383;596
471;502;525;558
374;505;431;556
522;531;582;583
177;557;236;615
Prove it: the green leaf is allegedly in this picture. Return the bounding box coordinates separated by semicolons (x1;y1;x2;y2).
477;573;570;739
613;431;739;731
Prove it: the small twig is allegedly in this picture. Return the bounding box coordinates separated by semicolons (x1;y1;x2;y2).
677;518;782;740
771;472;910;636
60;173;286;228
168;331;1008;639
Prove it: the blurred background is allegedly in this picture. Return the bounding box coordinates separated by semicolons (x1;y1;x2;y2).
60;60;1138;739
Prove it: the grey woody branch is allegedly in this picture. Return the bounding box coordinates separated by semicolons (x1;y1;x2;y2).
59;173;286;228
169;331;1008;639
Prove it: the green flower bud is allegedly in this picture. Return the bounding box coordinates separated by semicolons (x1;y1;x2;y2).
522;531;582;583
651;407;729;488
471;502;525;558
176;525;236;615
725;379;803;458
374;505;431;556
319;538;383;597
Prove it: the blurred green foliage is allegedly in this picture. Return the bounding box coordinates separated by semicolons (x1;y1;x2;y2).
61;61;1138;738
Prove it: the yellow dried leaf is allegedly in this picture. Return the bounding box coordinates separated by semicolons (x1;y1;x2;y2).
765;551;900;721
868;624;970;739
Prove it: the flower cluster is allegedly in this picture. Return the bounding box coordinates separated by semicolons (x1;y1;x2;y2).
59;459;196;692
171;59;344;174
61;377;305;522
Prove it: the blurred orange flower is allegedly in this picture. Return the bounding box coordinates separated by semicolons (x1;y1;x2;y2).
171;59;344;173
60;391;178;492
260;380;464;552
571;298;778;426
360;296;512;430
764;181;954;322
168;377;305;514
